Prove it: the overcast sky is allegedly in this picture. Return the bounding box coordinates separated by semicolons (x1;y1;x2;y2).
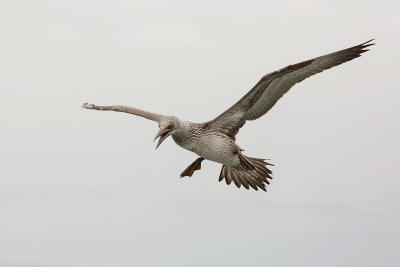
0;0;399;267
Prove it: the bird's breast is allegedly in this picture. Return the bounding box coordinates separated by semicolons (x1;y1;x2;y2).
171;130;196;150
172;129;240;166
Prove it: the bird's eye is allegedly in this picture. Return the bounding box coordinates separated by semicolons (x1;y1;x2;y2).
168;125;173;129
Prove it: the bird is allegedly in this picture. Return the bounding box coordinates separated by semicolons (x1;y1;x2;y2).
82;40;374;192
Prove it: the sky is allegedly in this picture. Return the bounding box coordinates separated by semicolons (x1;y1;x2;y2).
0;0;399;267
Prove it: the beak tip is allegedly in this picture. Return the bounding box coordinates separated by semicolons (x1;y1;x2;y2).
153;129;172;150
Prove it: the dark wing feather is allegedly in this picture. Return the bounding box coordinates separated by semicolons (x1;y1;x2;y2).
207;40;374;139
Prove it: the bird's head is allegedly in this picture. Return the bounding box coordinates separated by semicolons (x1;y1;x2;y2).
153;116;181;149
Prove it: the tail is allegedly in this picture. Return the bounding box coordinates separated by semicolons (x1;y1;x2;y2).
219;156;273;192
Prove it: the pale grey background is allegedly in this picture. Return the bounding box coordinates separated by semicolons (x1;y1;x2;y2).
0;0;399;267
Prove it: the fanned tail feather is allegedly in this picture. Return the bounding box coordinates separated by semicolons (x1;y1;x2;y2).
219;156;273;192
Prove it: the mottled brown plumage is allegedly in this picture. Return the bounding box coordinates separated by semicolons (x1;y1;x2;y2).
82;40;374;192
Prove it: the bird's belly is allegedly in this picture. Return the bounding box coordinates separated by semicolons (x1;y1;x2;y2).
189;133;240;167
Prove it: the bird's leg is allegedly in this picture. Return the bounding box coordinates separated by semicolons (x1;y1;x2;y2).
180;158;205;178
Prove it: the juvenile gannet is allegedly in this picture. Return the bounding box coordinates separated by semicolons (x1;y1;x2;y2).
82;40;374;191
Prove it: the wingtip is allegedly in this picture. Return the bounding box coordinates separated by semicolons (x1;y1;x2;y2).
82;103;95;109
362;39;376;47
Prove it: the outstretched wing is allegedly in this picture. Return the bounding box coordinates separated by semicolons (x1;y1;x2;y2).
207;40;374;140
82;103;165;122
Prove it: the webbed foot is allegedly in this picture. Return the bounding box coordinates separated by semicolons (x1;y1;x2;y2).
180;158;205;178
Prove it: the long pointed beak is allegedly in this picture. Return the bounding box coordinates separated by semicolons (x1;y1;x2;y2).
153;128;172;149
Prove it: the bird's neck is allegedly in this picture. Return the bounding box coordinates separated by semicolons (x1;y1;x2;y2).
172;120;191;137
171;121;196;150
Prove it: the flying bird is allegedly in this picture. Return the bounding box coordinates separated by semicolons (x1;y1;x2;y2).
82;40;374;192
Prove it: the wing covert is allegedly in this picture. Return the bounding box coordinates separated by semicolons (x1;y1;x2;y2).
207;40;374;139
82;103;165;122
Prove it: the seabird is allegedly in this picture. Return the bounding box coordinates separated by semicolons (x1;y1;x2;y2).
82;40;374;192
